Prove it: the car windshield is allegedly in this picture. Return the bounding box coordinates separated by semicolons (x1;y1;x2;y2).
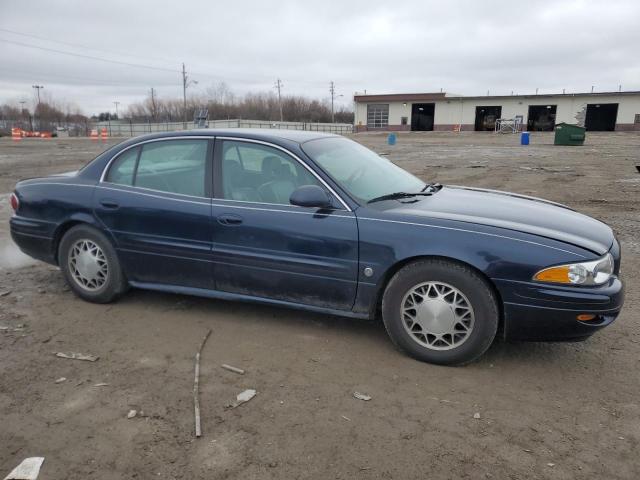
301;137;425;203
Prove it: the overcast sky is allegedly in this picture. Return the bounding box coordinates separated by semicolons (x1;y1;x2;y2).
1;0;639;115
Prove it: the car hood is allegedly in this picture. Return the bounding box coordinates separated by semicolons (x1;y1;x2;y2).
388;185;613;255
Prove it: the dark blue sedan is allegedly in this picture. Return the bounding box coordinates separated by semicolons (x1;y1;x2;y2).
9;130;624;364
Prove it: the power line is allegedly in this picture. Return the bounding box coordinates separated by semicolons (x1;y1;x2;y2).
3;67;172;87
0;37;338;92
0;37;180;73
0;27;341;89
0;27;178;67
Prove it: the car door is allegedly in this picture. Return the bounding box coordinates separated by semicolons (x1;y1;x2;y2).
211;138;359;311
94;137;214;289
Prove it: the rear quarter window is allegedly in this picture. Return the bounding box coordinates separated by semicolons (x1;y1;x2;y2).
106;147;139;186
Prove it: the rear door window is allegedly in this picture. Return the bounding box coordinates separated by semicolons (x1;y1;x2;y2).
135;140;208;197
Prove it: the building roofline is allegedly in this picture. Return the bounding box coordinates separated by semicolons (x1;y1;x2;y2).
353;92;447;102
354;91;640;102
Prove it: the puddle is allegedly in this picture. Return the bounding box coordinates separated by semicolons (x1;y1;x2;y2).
0;192;37;270
0;241;36;269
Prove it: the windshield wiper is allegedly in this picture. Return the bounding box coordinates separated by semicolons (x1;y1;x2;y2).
421;182;443;193
367;183;443;204
367;191;434;204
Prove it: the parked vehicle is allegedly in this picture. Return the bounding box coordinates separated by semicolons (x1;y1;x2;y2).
9;130;624;364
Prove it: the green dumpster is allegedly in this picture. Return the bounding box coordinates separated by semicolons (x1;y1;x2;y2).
554;122;586;146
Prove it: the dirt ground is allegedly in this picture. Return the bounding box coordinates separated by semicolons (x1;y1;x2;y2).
1;132;639;479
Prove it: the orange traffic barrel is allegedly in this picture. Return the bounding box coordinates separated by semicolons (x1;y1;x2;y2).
90;129;98;141
100;127;108;141
11;128;22;141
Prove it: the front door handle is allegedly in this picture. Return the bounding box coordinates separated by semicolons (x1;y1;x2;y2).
99;199;120;209
217;213;243;226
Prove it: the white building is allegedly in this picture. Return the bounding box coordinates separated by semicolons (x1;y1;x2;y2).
354;91;640;132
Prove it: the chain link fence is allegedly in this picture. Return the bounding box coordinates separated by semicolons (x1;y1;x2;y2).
96;119;353;137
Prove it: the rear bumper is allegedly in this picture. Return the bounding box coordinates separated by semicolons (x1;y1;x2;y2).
9;216;56;265
495;277;624;341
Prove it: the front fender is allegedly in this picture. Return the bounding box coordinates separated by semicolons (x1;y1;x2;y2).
352;211;597;316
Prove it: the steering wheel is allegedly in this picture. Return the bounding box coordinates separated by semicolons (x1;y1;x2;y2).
346;165;366;186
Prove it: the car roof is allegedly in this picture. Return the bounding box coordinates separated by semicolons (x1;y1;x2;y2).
120;128;340;145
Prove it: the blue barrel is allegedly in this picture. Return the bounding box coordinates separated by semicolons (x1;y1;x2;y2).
521;131;530;146
387;133;397;145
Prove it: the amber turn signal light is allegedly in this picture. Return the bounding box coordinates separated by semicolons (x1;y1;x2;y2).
576;314;596;321
533;265;571;284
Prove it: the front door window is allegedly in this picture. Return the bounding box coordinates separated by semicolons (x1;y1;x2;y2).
221;140;322;205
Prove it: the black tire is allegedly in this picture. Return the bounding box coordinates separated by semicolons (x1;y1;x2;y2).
58;224;128;303
381;259;498;366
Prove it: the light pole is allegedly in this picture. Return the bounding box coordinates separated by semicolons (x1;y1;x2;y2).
32;85;44;105
113;101;120;119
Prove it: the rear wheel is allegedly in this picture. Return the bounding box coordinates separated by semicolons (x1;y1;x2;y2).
59;224;127;303
382;259;498;365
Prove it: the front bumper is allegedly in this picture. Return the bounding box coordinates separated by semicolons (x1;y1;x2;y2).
495;276;625;341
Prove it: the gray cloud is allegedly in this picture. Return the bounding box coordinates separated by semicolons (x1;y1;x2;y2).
1;0;639;115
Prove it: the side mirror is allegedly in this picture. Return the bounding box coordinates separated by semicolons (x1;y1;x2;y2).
290;185;333;209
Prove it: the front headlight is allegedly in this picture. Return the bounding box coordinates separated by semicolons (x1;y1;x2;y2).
533;253;614;286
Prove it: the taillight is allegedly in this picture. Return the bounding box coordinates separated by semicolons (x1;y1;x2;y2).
10;193;19;212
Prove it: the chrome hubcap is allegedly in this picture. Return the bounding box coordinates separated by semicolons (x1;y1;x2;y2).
401;281;474;350
68;240;108;291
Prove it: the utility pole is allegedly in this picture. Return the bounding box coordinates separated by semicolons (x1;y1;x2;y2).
274;78;283;122
32;85;44;105
182;63;187;124
32;85;44;130
329;81;343;123
181;63;198;127
113;101;120;119
330;81;336;123
19;100;27;129
150;88;157;121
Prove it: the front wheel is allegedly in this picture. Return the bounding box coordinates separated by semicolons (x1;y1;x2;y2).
58;224;127;303
382;259;499;365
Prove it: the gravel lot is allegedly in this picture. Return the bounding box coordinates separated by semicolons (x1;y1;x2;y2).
1;132;639;479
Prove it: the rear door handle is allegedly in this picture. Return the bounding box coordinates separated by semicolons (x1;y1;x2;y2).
99;199;120;209
217;213;243;226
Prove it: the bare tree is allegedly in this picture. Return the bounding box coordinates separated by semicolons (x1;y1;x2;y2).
125;84;354;124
